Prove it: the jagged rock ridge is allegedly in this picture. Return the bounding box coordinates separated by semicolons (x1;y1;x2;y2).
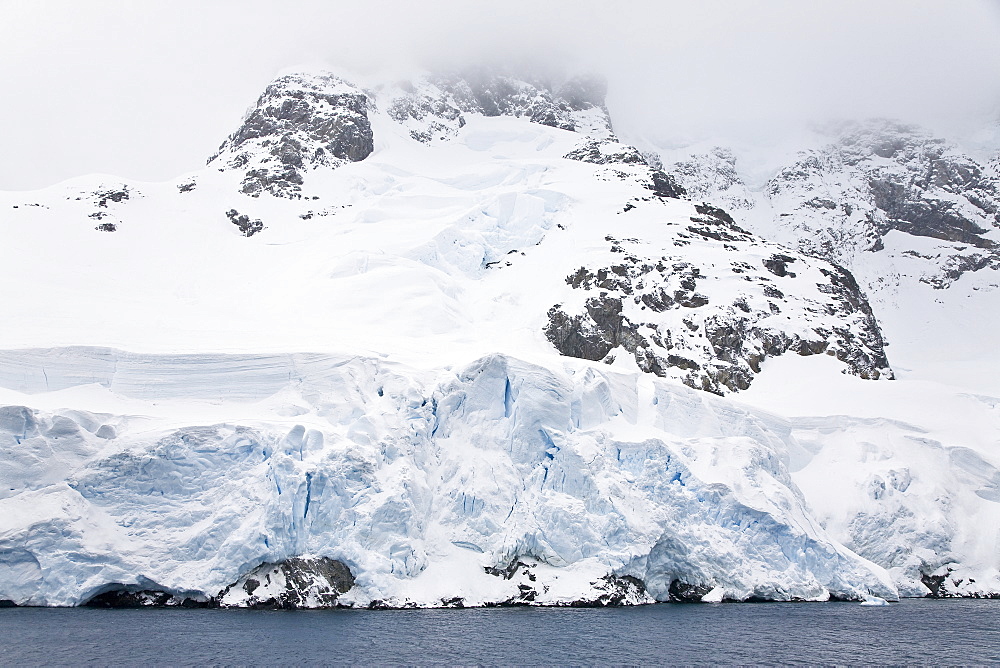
208;73;374;198
670;120;1000;290
544;204;891;394
387;72;613;143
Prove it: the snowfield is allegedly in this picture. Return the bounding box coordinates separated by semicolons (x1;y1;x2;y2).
1;70;998;606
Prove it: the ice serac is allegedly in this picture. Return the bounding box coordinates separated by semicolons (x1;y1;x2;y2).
0;349;897;607
787;413;1000;598
208;72;374;198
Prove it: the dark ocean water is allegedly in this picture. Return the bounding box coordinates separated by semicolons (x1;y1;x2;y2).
1;599;998;666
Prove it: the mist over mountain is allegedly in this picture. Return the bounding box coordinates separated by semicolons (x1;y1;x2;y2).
1;0;998;189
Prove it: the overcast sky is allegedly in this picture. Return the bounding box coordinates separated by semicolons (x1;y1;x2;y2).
2;0;999;190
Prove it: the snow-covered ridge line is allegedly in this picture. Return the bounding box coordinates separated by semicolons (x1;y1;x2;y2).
0;347;898;607
208;69;616;199
664;119;1000;295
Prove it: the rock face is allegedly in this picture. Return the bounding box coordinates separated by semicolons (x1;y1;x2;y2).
672;147;754;212
225;209;264;237
84;588;207;608
209;73;374;198
217;557;355;609
767;120;1000;271
668;121;1000;292
387;72;613;144
208;71;615;199
483;559;650;607
78;558;354;608
544;205;891;394
7;70;1000;606
563;137;686;199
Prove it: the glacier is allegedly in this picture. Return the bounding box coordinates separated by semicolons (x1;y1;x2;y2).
0;348;897;606
1;69;999;606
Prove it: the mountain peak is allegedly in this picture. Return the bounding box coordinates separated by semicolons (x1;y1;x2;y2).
208;69;615;198
208;72;374;198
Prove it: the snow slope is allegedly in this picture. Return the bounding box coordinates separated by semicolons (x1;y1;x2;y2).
0;70;997;605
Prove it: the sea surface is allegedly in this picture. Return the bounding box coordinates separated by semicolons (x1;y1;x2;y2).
1;599;998;665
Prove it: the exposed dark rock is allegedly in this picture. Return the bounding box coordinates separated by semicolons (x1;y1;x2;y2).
388;71;612;144
484;560;527;580
486;560;647;606
216;556;355;609
556;74;607;111
561;136;685;202
564;575;648;607
668;579;715;603
763;254;797;278
765;119;1000;285
94;222;117;232
545;230;891;394
671;147;754;212
225;209;265;237
84;588;209;608
460;74;577;131
388;83;466;142
691;203;745;230
916;566;1000;599
0;600;17;607
921;571;947;597
919;252;997;289
93;188;130;207
564;139;646;165
649;169;686;198
209;73;373;198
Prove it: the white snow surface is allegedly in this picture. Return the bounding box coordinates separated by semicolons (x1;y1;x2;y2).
0;70;998;605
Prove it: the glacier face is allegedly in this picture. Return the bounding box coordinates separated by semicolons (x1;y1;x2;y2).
0;349;896;607
1;69;999;606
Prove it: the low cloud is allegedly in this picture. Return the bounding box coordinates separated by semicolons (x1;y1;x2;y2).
1;0;998;188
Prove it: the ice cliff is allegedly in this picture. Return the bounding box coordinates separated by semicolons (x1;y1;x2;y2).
0;349;896;607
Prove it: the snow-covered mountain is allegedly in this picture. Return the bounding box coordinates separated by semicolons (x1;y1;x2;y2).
1;69;998;607
667;120;1000;294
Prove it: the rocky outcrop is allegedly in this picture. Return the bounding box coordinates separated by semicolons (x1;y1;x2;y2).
484;559;650;607
920;565;1000;599
208;70;614;197
671;147;754;211
225;209;264;237
563;136;686;202
209;73;374;198
84;588;208;608
216;556;355;609
667;579;716;603
387;72;614;144
545;206;891;394
765;120;1000;287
